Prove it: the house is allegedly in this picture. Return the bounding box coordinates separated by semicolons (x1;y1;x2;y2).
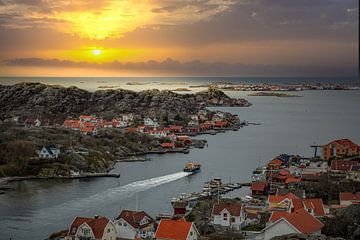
115;210;156;239
347;165;360;181
146;129;168;138
173;201;188;215
81;127;97;136
187;120;198;126
339;192;360;206
144;117;159;128
168;125;183;133
79;115;97;123
264;209;324;240
323;139;359;160
211;202;245;230
64;216;116;240
251;181;268;196
38;145;60;159
330;160;358;173
24;118;41;127
302;199;326;217
161;142;175;149
268;193;300;212
177;136;192;145
155;219;199;240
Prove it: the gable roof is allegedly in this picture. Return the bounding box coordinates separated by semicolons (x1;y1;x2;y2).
302;199;326;216
329;139;358;148
117;210;155;229
268;193;300;203
42;145;58;155
155;219;194;240
269;209;324;235
212;202;242;216
339;192;360;201
68;216;110;239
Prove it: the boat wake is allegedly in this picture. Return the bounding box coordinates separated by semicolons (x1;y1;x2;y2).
33;171;191;223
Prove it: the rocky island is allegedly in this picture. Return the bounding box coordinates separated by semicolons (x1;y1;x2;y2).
248;92;302;97
0;83;251;181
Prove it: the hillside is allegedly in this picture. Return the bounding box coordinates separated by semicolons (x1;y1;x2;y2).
0;83;251;121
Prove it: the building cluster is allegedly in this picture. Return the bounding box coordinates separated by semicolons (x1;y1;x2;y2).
63;210;199;240
62;114;134;135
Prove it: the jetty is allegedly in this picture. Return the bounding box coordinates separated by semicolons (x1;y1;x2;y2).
172;181;251;203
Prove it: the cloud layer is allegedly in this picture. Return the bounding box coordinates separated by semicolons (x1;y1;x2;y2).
5;57;356;77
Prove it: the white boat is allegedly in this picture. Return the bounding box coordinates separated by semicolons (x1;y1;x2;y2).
241;195;253;202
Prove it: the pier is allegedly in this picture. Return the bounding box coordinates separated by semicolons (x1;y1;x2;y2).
172;181;251;203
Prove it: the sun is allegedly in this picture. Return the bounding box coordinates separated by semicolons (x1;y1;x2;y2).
92;49;102;55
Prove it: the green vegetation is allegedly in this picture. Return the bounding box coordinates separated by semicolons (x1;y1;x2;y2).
0;125;160;177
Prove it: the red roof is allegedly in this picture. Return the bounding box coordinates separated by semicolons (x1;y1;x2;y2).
79;115;95;119
169;125;183;130
331;160;358;172
269;159;283;166
302;199;326;216
251;182;267;191
212;202;242;216
117;210;155;229
269;209;324;234
68;216;110;239
330;139;358;148
291;199;304;212
339;192;360;201
285;177;301;184
161;142;175;148
80;127;95;133
268;193;300;203
155;219;194;240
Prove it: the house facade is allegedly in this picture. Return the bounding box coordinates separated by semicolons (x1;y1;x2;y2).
264;209;323;240
211;202;245;230
38;145;60;159
323;139;359;160
64;216;116;240
115;210;156;239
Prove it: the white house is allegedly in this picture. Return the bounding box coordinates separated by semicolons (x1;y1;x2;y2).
188;120;199;126
155;219;199;240
146;130;168;138
115;210;156;239
38;145;60;159
64;216;116;240
211;202;245;230
263;209;323;240
144;117;159;128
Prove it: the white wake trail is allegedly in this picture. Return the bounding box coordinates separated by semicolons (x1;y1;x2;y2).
33;171;190;222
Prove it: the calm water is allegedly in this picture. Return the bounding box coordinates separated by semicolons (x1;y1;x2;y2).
0;84;360;239
0;76;359;92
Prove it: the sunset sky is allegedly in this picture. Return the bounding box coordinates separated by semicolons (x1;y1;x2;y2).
0;0;358;77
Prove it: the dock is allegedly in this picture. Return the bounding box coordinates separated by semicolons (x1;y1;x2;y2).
172;181;251;203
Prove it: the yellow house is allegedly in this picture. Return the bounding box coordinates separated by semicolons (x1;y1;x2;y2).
323;139;359;160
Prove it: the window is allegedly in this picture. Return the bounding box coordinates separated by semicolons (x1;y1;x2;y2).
107;228;111;233
223;213;228;221
190;231;193;236
124;222;127;226
231;217;235;223
82;228;90;236
71;227;76;234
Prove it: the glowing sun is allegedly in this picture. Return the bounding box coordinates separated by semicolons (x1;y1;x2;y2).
92;49;102;55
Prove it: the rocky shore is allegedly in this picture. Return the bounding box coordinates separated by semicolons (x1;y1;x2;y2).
0;82;251;121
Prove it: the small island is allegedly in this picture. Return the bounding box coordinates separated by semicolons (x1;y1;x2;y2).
248;92;302;97
172;88;191;92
